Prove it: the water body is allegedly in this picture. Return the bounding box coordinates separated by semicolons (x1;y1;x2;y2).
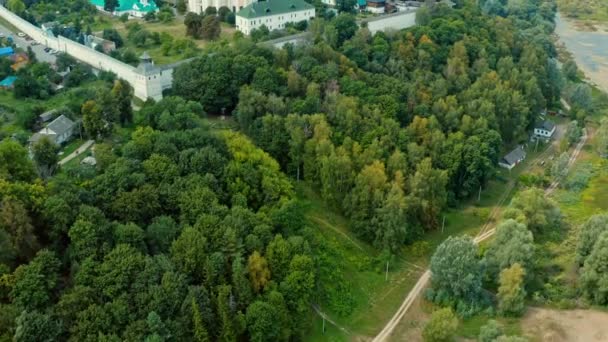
555;13;608;93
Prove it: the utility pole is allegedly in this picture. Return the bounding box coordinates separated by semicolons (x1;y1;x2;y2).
535;137;539;152
385;260;389;281
322;316;325;334
478;185;482;202
441;216;446;233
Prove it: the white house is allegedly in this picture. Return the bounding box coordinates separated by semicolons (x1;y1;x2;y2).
29;114;76;146
236;0;316;35
499;146;526;170
533;120;556;141
188;0;253;13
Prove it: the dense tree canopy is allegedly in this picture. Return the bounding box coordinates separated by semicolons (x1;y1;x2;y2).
0;0;564;339
171;0;558;253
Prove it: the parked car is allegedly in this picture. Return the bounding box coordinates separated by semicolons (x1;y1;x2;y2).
31;41;39;46
44;47;51;53
17;32;25;37
49;49;58;54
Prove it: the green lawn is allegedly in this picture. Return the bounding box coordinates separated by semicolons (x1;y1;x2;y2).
298;184;426;341
60;138;85;156
90;15;236;65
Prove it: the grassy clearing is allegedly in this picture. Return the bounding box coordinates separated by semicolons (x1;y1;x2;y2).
298;140;550;341
298;184;425;341
557;0;608;23
0;80;107;138
59;138;85;157
90;16;234;65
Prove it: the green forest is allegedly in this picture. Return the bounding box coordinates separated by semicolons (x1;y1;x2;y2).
1;0;605;341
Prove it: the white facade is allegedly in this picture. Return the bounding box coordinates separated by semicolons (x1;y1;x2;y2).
188;0;253;13
321;0;336;5
236;8;315;35
534;127;556;138
367;6;385;14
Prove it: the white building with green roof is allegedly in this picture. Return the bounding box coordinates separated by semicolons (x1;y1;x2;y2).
236;0;315;35
89;0;158;18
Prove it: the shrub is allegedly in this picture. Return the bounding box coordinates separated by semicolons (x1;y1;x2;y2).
422;308;458;342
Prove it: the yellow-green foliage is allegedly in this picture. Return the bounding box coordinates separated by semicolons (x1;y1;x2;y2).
558;0;608;21
222;131;294;208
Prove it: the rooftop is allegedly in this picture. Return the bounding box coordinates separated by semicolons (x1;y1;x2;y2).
237;0;315;19
89;0;158;12
502;146;526;166
0;46;14;57
0;76;17;87
535;120;556;132
46;114;75;136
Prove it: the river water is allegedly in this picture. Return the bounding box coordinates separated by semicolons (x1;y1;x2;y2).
555;13;608;93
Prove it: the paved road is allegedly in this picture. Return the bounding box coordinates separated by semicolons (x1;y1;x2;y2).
0;23;56;64
58;140;94;166
372;119;589;342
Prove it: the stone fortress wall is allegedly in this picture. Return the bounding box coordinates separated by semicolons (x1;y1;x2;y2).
0;4;167;101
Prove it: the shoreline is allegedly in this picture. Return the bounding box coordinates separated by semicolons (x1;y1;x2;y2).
555;12;608;94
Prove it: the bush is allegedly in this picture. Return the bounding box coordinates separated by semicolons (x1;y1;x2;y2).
422;308;458;342
478;320;502;342
564;162;593;192
497;264;526;316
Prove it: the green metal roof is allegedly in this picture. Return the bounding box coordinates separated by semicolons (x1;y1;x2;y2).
89;0;158;12
237;0;315;19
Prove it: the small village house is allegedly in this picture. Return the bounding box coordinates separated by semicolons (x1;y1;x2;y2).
499;146;526;170
533;120;556;141
29;114;76;146
84;35;117;54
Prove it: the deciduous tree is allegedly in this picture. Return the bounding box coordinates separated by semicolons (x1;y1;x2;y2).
497;263;526;316
32;136;59;179
201;16;221;41
484;219;535;283
576;214;608;265
429;236;485;315
247;251;270;293
503;188;561;233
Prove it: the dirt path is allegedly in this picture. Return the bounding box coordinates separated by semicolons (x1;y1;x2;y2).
58;140;94;166
312;304;353;336
373;119;588;342
546;128;588;194
309;216;366;252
